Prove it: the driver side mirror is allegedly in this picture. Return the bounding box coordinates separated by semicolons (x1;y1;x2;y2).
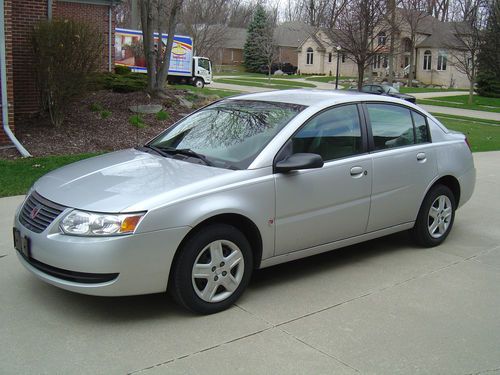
274;153;324;173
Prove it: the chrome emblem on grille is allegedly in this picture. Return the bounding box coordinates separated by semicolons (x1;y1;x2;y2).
30;205;42;219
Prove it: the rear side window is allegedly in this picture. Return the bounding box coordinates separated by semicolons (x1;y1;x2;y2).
367;103;415;149
412;111;430;143
293;104;363;161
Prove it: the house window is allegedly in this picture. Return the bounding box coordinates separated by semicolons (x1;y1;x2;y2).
373;54;386;69
423;50;432;71
342;53;346;63
403;38;412;53
437;50;447;71
328;52;332;63
306;47;314;65
378;32;387;46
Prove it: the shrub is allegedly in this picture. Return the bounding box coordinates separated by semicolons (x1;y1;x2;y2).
115;65;131;75
32;19;103;126
156;110;170;121
87;73;147;93
129;114;146;128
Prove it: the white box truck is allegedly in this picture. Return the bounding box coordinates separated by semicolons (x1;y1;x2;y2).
115;28;212;88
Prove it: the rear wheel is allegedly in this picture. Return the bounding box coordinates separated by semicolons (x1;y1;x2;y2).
193;78;204;88
411;185;456;247
170;223;253;314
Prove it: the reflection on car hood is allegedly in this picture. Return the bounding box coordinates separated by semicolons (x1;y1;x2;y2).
34;149;232;212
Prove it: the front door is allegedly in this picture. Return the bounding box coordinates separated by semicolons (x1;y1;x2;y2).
274;104;372;255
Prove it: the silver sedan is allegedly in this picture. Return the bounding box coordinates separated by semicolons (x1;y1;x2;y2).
13;90;475;314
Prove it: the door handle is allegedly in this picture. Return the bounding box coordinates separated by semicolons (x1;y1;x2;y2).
416;152;426;162
350;166;364;177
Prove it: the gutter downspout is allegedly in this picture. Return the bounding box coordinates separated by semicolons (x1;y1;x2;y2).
47;0;52;20
0;0;31;157
108;2;112;72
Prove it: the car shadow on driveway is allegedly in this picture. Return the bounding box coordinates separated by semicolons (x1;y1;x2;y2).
21;231;415;321
250;231;414;288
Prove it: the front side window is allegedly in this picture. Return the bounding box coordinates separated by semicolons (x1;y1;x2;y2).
198;58;210;71
437;50;447;71
150;100;306;169
367;104;415;150
423;50;432;71
292;105;363;161
306;47;314;65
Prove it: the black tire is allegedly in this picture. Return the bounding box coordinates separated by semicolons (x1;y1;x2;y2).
411;184;456;247
193;78;204;88
170;223;253;314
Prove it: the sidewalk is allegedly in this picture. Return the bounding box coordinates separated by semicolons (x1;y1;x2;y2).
1;152;499;374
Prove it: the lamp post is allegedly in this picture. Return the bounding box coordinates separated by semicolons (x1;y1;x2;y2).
335;46;341;90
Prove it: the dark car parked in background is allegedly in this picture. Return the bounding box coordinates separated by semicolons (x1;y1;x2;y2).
361;84;416;103
259;63;298;75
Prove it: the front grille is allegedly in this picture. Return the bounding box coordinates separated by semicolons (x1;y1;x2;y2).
19;192;66;233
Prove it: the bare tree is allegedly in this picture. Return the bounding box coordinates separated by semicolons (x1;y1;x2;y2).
426;0;450;21
260;14;279;80
399;0;429;86
139;0;184;95
299;0;349;28
446;0;487;103
334;0;387;89
180;0;230;60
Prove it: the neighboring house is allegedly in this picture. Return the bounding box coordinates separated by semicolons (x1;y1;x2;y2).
1;0;117;146
297;9;471;88
215;21;315;68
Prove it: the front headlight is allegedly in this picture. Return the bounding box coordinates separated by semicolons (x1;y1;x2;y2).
60;210;145;236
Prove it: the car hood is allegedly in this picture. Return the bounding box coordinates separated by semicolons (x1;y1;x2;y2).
33;149;233;212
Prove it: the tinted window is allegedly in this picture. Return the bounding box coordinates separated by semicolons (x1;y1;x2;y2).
367;104;415;149
412;111;430;143
150;100;306;169
292;105;362;161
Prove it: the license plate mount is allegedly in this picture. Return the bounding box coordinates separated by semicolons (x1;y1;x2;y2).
13;228;31;259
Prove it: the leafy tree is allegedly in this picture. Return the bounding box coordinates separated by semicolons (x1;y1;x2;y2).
476;0;500;98
243;5;269;72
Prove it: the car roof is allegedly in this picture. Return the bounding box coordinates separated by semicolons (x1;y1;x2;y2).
227;89;403;107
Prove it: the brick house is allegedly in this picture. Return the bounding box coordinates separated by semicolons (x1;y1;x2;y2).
1;0;117;147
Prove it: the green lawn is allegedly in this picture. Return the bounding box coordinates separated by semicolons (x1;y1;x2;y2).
419;95;500;113
0;153;99;198
169;84;241;98
305;76;355;83
399;87;468;94
435;114;500;152
214;78;315;90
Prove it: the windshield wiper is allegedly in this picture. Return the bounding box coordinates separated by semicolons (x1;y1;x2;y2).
137;145;172;158
154;146;214;166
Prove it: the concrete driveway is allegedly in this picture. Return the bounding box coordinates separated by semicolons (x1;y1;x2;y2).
1;152;499;374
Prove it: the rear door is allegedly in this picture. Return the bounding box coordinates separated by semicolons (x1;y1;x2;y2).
364;103;437;232
274;104;372;255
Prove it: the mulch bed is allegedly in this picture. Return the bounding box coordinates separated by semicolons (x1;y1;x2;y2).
0;89;206;160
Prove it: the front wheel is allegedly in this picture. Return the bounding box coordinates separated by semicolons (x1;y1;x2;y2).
411;184;456;247
170;223;253;314
193;78;204;88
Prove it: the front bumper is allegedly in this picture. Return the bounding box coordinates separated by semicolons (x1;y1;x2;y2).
14;211;190;296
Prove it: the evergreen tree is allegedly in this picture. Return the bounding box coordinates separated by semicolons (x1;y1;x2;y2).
243;5;269;72
476;0;500;98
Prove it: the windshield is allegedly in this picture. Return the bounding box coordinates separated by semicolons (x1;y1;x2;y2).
383;85;399;94
148;100;306;169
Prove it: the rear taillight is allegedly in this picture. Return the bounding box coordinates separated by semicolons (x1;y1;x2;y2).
465;137;472;152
